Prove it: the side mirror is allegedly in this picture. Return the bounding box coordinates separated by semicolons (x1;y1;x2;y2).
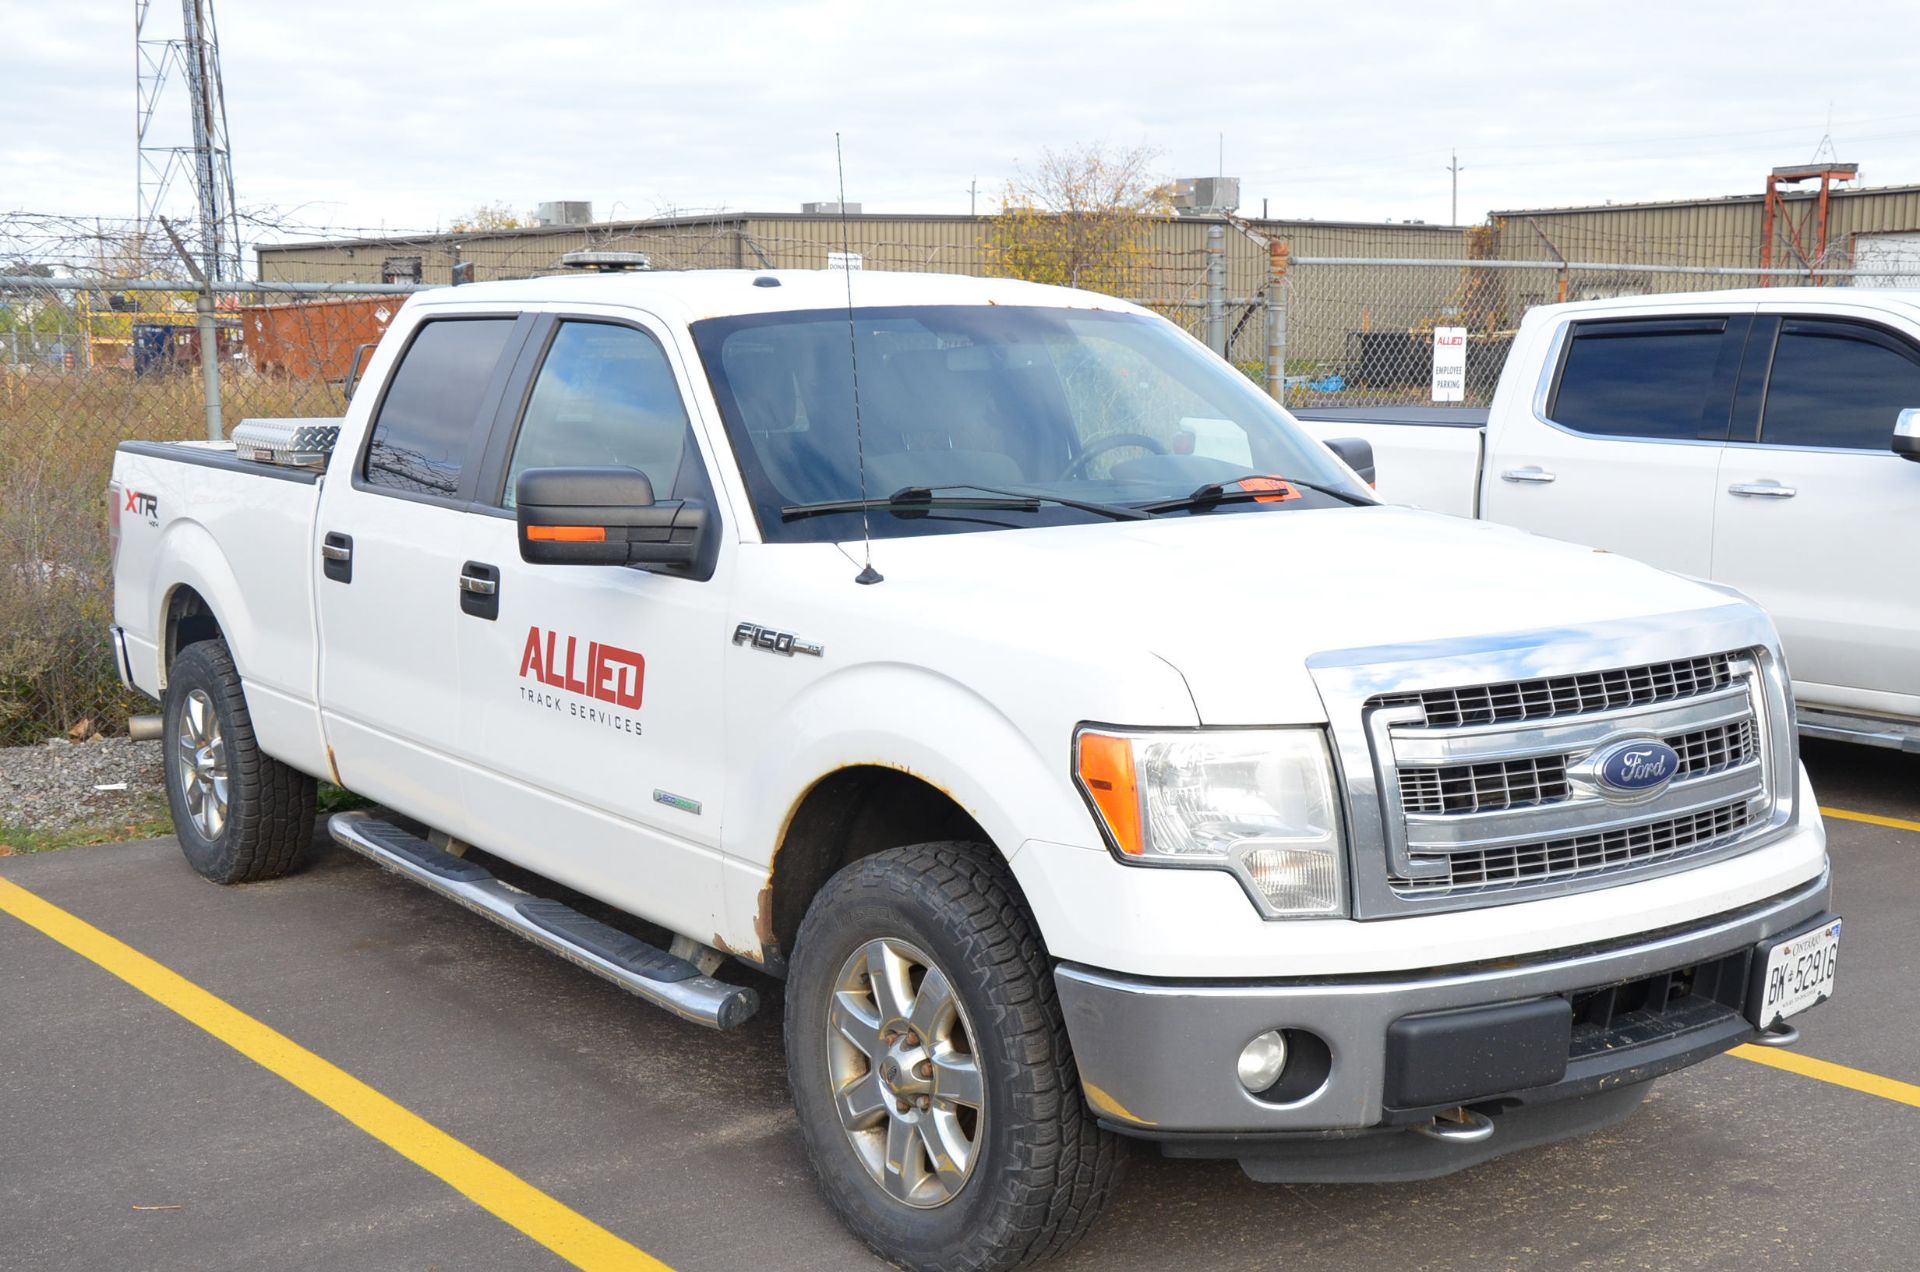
1324;436;1376;485
1895;409;1920;463
516;466;710;570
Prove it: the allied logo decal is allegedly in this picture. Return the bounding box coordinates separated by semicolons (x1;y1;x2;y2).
1581;738;1682;801
519;625;644;708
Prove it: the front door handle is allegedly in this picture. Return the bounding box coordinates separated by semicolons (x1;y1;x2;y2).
1500;466;1557;484
459;561;500;621
322;532;353;584
1728;481;1797;499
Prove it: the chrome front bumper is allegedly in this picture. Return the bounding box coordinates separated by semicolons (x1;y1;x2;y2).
1056;870;1831;1135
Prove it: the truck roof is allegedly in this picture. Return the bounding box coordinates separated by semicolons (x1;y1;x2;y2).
1537;285;1920;322
404;269;1148;323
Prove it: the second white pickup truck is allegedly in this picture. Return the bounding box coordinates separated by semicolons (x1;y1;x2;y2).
1298;287;1920;753
109;269;1837;1271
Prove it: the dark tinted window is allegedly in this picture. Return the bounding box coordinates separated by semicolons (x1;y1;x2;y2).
1760;320;1920;450
503;322;697;508
1551;320;1728;440
364;318;516;496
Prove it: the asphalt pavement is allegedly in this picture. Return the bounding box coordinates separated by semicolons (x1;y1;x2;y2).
1;738;1913;1271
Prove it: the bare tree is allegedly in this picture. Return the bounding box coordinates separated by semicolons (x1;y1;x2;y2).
985;143;1174;295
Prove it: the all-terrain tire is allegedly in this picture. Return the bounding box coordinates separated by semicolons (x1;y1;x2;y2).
163;639;315;884
785;841;1124;1272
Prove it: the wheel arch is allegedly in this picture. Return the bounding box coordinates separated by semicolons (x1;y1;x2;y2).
762;765;991;962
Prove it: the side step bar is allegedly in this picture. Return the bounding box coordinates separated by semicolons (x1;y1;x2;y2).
327;811;759;1030
1797;707;1920;754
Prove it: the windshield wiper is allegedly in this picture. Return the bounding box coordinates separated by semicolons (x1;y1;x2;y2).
782;484;1151;522
1139;473;1375;514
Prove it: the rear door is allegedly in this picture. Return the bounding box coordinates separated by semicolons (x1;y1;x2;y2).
1481;309;1753;577
315;311;530;831
452;310;735;938
1712;309;1920;712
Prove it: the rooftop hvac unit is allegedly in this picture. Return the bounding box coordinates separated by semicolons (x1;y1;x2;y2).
534;201;594;226
1172;177;1241;216
802;201;862;215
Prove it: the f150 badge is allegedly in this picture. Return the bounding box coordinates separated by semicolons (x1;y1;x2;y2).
733;622;823;657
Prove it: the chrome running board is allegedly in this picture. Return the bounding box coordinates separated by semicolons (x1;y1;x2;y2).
1797;707;1920;754
327;811;758;1030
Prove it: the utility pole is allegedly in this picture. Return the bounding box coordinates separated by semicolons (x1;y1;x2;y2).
969;177;977;217
1447;150;1465;227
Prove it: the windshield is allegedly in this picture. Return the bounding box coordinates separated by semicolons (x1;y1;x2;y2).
691;304;1371;542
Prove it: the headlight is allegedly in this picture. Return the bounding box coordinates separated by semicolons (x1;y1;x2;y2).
1074;727;1346;917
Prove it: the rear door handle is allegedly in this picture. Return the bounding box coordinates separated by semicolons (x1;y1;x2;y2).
322;532;353;584
1500;466;1556;484
459;561;500;621
1728;481;1797;499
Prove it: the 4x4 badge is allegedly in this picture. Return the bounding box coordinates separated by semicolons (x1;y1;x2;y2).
732;622;823;658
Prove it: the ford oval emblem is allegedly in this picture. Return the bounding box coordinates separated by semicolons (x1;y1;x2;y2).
1587;738;1681;800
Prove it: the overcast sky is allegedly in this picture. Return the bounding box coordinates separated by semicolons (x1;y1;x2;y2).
7;0;1920;251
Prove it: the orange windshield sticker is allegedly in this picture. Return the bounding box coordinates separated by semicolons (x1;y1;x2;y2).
1234;477;1300;503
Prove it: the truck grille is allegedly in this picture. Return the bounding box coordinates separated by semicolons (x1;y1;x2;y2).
1362;647;1776;912
1391;798;1756;897
1399;719;1756;816
1383;652;1735;729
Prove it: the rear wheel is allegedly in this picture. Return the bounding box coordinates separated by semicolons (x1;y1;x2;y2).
785;841;1122;1272
163;639;315;883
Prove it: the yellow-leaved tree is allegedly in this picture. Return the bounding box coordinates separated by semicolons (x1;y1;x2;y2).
985;143;1174;296
448;202;526;233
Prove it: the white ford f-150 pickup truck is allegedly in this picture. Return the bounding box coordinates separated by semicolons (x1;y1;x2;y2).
1296;287;1920;754
110;270;1838;1271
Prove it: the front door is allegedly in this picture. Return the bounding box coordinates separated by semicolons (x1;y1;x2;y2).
454;313;735;939
1482;310;1751;578
1712;311;1920;714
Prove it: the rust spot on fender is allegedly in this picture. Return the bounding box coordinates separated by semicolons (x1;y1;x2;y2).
712;932;761;963
325;745;343;787
754;884;777;947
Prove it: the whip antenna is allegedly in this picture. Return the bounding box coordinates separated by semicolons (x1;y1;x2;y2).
837;132;883;585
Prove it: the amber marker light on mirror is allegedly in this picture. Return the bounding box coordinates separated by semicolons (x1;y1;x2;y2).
527;525;607;542
1076;731;1144;856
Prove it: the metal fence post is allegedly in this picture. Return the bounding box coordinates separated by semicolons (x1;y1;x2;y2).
1205;223;1226;356
1266;240;1289;402
196;285;223;440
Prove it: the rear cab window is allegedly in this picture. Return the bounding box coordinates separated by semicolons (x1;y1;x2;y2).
1547;316;1746;442
362;317;519;499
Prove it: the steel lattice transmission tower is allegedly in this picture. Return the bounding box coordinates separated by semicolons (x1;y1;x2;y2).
135;0;243;281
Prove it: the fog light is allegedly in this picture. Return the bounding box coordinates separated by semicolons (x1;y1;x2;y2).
1236;1030;1289;1093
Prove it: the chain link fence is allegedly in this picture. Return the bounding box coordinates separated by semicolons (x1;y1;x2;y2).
1271;257;1920;409
1;275;419;745
7;217;1919;744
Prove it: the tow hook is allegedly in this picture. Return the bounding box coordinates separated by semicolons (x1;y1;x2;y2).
1751;1022;1801;1048
1413;1106;1495;1144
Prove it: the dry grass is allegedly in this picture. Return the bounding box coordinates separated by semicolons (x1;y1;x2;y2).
0;365;345;743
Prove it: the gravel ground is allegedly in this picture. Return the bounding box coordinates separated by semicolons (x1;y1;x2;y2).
0;737;167;836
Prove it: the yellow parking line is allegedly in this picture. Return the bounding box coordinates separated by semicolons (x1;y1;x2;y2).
1732;1044;1920;1109
0;876;670;1272
1820;805;1920;835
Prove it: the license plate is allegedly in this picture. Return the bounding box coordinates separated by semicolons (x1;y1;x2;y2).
1759;919;1841;1027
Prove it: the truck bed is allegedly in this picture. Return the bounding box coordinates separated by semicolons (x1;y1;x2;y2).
111;439;331;781
1292;407;1486;517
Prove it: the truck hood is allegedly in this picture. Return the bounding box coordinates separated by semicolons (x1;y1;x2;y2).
846;506;1737;724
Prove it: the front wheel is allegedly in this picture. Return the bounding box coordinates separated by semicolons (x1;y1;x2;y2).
785;842;1122;1272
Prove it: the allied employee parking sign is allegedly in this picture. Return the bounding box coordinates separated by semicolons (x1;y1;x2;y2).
1431;327;1467;402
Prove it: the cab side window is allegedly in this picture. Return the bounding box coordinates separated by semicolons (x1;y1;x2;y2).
1548;317;1736;442
1758;319;1920;450
502;321;705;509
364;318;517;498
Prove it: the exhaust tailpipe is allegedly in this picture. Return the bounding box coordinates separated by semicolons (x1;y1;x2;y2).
128;714;164;742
